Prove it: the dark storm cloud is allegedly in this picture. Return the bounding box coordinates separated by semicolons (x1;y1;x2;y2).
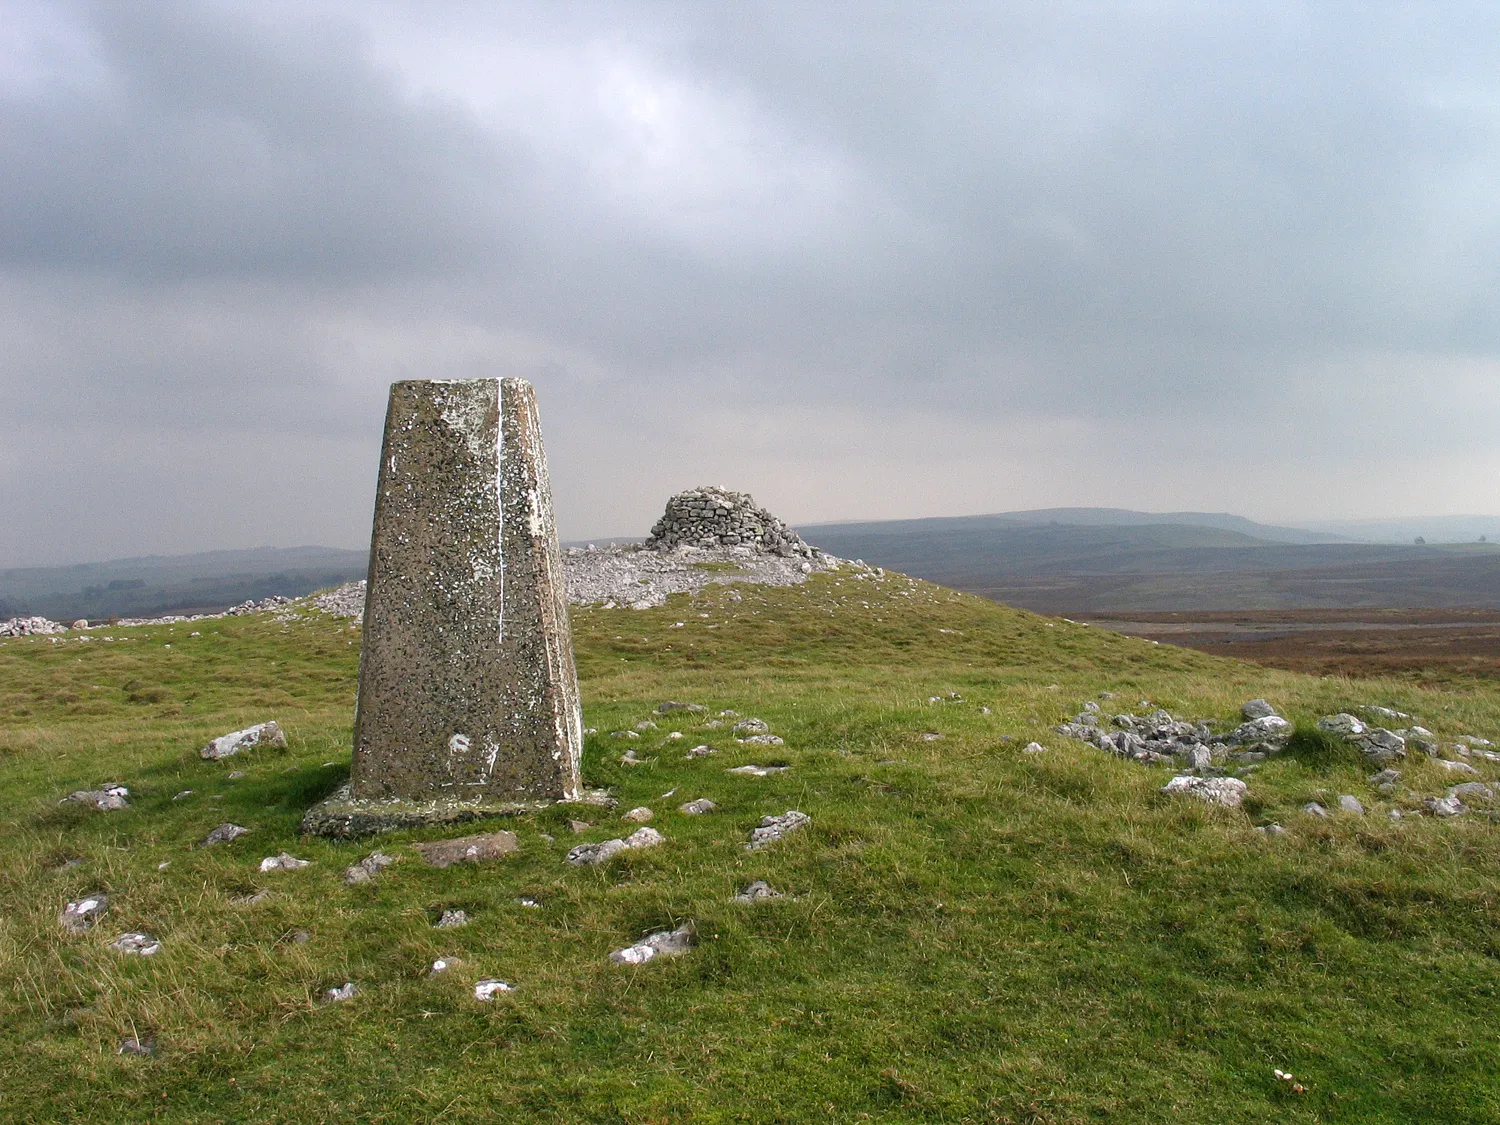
4;0;1500;566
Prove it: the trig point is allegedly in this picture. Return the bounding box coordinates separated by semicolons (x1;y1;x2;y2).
304;377;587;836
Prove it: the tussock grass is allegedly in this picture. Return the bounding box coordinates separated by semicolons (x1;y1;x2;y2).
2;569;1499;1122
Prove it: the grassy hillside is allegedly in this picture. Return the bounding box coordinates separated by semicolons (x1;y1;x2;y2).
3;569;1500;1123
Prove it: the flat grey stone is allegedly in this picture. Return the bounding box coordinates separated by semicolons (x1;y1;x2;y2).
657;701;706;713
679;798;716;815
259;853;309;872
413;831;519;868
738;733;784;746
435;909;468;929
747;810;810;850
60;895;108;935
343;851;396;884
201;721;286;760
1160;775;1247;808
117;1037;154;1056
566;838;627;866
62;786;129;811
1434;759;1482;777
1302;801;1329;818
732;718;770;735
1425;795;1467;817
609;922;694;965
1317;713;1367;739
733;880;783;902
109;932;161;956
1241;699;1278;720
621;807;654;823
1337;795;1365;815
1255;823;1289;837
203;823;249;846
1448;782;1493;801
727;765;787;777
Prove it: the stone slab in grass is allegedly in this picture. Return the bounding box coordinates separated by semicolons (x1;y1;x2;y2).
413;830;519;868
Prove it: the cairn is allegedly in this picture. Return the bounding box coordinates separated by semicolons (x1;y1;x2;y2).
645;487;815;558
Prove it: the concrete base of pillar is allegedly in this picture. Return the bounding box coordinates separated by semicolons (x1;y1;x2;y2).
300;783;616;838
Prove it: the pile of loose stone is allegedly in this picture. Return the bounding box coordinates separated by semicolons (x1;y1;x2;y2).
645;486;816;557
1;593;303;638
1055;695;1500;819
0;615;69;636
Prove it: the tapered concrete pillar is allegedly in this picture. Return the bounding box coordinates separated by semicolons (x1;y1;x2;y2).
304;377;587;836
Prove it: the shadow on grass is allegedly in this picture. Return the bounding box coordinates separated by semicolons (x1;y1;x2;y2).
277;762;349;810
1279;726;1363;771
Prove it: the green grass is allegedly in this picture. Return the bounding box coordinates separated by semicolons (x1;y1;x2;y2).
3;568;1500;1123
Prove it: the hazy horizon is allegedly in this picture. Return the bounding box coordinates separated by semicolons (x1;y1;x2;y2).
7;3;1500;568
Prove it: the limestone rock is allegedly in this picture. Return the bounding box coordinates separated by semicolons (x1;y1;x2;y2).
1317;713;1367;739
1448;782;1494;802
109;932;161;956
60;895;108;935
117;1037;154;1057
609;923;694;965
566;838;627;866
343;851;396;884
1241;699;1278;720
413;831;519;868
435;909;468;929
733;880;783;903
747;810;810;850
62;786;129;811
679;798;716;815
739;733;785;746
259;853;310;872
1021;742;1048;754
657;701;706;713
727;764;787;777
203;823;249;846
1425;795;1467;817
621;807;654;823
1338;795;1365;815
1229;715;1293;749
1160;775;1247;808
732;718;770;735
324;983;357;1003
1302;801;1329;818
474;979;513;1001
201;721;286;760
1434;758;1481;777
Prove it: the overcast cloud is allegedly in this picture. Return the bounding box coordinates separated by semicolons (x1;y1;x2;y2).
4;1;1500;566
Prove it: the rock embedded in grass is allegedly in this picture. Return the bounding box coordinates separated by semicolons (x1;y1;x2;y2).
1448;782;1493;802
109;932;161;956
1338;795;1366;815
413;831;518;868
739;733;785;746
657;701;706;713
1159;775;1248;809
435;909;468;929
746;810;811;850
59;895;108;935
727;764;787;777
609;923;694;965
733;880;783;903
324;983;357;1003
343;851;396;884
1434;759;1481;777
1425;795;1467;817
259;853;310;872
473;979;513;1001
62;786;129;811
201;721;286;760
1022;742;1047;754
204;823;249;846
732;718;769;735
621;807;654;823
679;798;716;815
1241;699;1278;720
117;1037;154;1057
1302;801;1329;818
685;744;717;758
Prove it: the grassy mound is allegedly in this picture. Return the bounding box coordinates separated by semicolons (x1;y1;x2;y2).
3;568;1499;1123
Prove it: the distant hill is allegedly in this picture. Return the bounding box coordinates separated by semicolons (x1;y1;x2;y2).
795;513;1500;611
0;546;369;620
941;507;1352;545
1291;514;1500;544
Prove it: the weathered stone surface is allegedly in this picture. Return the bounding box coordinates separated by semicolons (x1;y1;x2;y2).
304;378;584;835
201;721;286;760
259;853;309;872
109;932;161;956
1160;775;1248;808
60;895;108;935
645;486;815;557
747;810;810;850
1241;699;1278;720
203;823;249;846
413;831;519;868
733;880;783;903
343;851;396;884
609;923;694;964
63;786;129;811
679;798;716;815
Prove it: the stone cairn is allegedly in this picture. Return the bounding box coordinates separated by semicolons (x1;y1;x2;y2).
645;487;816;558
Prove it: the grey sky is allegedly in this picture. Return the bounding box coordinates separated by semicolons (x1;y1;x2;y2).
4;1;1500;566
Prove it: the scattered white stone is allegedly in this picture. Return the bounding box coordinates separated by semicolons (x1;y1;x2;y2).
567;839;627;866
436;909;468;929
203;822;249;846
685;744;717;758
1448;782;1494;802
747;810;811;850
738;733;785;746
201;721;287;760
679;798;716;815
259;853;310;872
429;959;452;976
621;807;654;823
172;790;194;800
727;765;787;777
733;880;783;903
109;932;161;956
611;730;640;740
620;748;645;766
609;923;694;965
324;983;357;1003
733;718;770;735
1302;801;1329;818
1255;823;1289;837
1317;713;1367;739
1338;795;1365;815
516;898;541;909
1160;775;1248;808
1365;705;1411;722
1022;742;1047;754
474;979;514;1001
117;1036;154;1057
920;731;944;741
60;895;108;935
0;616;67;636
